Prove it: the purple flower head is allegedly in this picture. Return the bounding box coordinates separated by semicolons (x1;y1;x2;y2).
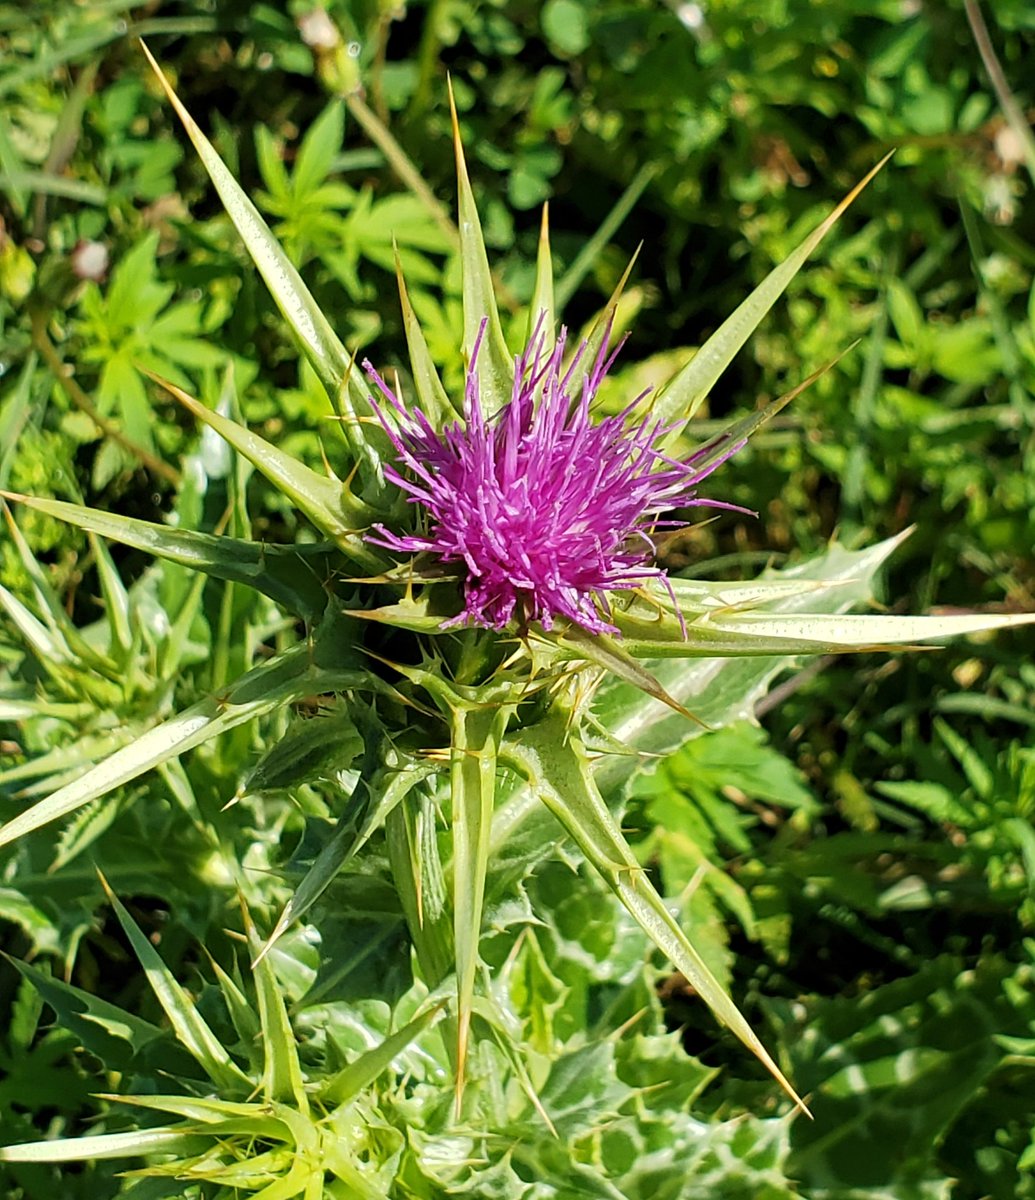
363;319;747;635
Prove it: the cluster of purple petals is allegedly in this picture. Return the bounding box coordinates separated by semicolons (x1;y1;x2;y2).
363;320;746;635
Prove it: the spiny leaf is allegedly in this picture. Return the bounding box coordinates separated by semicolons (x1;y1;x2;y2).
676;341;859;481
242;903;308;1112
566;248;640;401
616;608;1035;658
147;375;385;573
139;41;383;484
527;203;555;348
88;530;133;654
321;1002;445;1107
0;646;362;850
0;1128;206;1163
501;713;809;1115
396;247;458;425
3;492;333;621
99;872;251;1093
653;153;893;445
5;956;165;1069
104;1093;285;1130
2;502;115;669
545;624;707;727
255;756;435;966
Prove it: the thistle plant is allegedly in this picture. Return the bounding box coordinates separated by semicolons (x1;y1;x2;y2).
1;43;1033;1186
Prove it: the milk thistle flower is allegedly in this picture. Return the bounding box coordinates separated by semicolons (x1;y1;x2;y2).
365;319;748;635
7;58;1034;1164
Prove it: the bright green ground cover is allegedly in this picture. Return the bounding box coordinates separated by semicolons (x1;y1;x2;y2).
1;2;1034;1197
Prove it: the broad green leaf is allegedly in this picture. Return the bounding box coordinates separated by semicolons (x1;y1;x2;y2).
6;957;165;1069
292;101;345;198
241;707;363;798
782;956;1014;1192
321;1003;444;1106
100;874;251;1093
596;534;913;782
450;701;513;1105
385;794;454;987
490;535;912;857
256;755;435;966
501;713;807;1113
662;575;841;609
4;492;333;621
448;83;513;414
653;153;893;444
139;42;381;481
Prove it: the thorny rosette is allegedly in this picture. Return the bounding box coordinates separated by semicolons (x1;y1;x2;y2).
2;50;1033;1175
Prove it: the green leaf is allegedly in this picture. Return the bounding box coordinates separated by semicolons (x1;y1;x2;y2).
396;251;458;425
0;645;359;849
5;957;165;1070
564;534;907;810
3;492;334;621
547;624;704;725
292;101;344;198
616;609;1035;659
242;907;308;1111
782;957;1016;1192
321;1003;444;1107
0;1128;205;1163
1;502;115;671
99;874;251;1093
148;375;385;572
140;42;381;483
527;204;555;347
256;755;434;966
501;713;807;1112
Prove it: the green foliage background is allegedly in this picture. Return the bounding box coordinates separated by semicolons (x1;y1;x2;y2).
1;1;1034;1197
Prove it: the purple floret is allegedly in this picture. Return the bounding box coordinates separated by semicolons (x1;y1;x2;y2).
363;319;747;634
